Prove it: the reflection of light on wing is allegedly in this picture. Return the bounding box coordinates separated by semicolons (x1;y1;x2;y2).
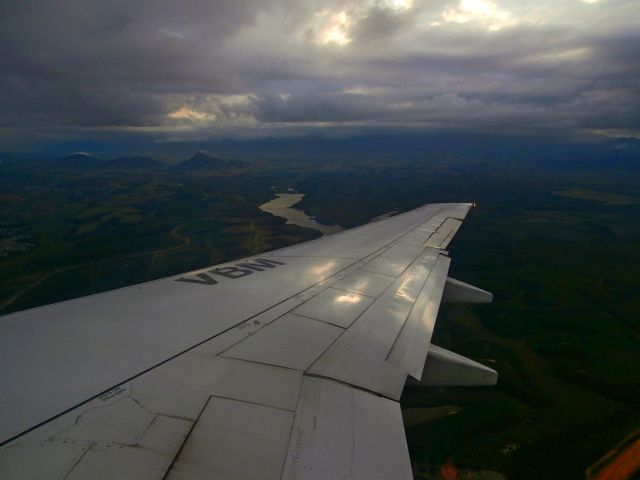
335;293;362;304
394;263;430;302
394;277;415;302
309;261;338;277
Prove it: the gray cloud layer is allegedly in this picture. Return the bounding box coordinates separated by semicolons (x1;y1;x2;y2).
0;0;639;143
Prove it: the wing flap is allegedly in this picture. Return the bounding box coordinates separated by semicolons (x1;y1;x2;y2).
282;376;413;480
167;397;294;480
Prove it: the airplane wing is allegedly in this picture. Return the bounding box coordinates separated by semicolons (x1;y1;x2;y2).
0;202;496;479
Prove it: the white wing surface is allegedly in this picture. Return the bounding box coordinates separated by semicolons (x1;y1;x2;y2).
0;203;496;479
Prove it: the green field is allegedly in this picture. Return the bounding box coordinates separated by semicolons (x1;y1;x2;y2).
1;155;638;479
0;166;320;312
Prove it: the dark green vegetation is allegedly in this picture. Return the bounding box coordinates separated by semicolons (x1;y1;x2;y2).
1;150;639;479
0;156;318;312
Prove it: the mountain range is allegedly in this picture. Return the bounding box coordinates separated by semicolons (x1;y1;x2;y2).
42;151;245;171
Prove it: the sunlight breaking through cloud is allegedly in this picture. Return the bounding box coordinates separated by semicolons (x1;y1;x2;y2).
168;107;214;121
441;0;514;31
317;11;353;46
383;0;413;11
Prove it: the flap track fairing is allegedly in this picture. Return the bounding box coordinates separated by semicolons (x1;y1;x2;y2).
419;344;498;386
442;277;493;304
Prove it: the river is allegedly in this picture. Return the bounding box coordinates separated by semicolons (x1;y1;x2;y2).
259;193;343;236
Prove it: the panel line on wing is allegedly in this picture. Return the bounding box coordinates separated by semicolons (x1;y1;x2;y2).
204;394;298;413
322;286;377;300
155;392;213;479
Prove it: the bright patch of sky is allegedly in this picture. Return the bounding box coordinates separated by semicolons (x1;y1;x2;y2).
318;11;353;45
440;0;514;30
168;107;213;121
384;0;413;10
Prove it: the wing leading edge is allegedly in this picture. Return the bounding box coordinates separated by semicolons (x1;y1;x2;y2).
0;202;496;480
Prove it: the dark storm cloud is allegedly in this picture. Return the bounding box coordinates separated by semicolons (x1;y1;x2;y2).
249;92;389;123
0;0;263;126
0;0;639;143
350;4;417;44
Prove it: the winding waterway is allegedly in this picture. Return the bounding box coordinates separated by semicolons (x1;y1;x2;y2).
259;193;343;236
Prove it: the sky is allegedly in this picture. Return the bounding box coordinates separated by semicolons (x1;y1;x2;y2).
0;0;639;152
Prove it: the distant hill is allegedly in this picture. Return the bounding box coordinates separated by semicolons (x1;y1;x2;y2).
175;152;226;170
100;156;166;170
56;153;103;169
175;152;244;171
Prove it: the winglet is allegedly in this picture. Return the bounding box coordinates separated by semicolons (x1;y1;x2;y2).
442;277;493;304
418;345;497;386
